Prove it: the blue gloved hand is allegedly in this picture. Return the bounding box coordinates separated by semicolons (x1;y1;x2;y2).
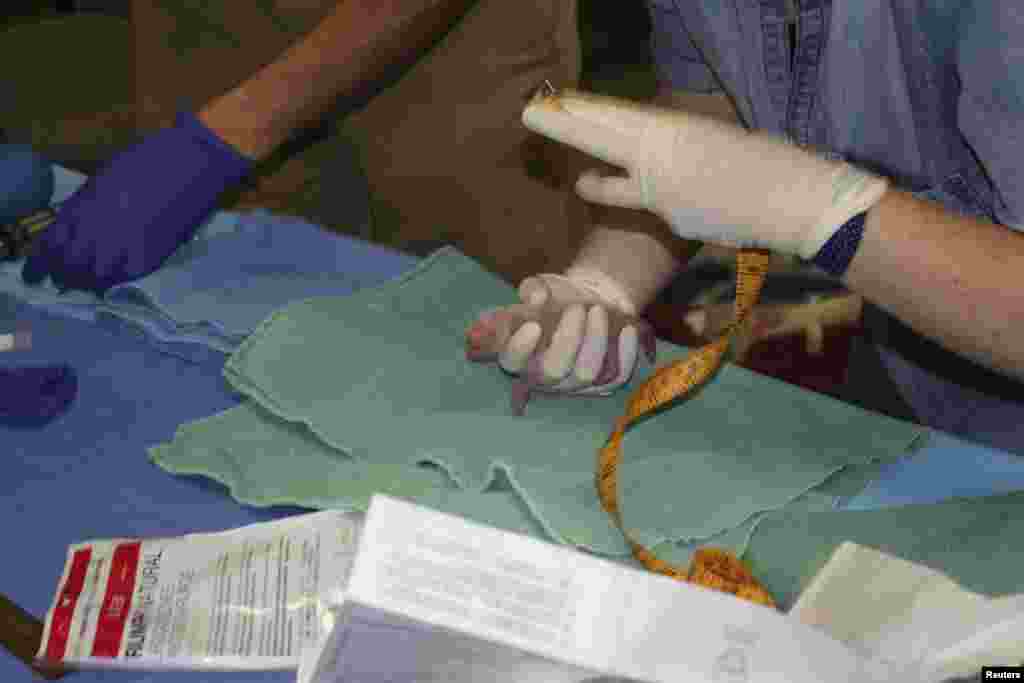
0;364;77;427
22;112;253;293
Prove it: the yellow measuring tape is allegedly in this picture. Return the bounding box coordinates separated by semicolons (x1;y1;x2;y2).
524;83;777;605
597;248;776;607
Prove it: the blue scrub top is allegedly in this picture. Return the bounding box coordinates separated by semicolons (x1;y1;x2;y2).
646;0;1024;454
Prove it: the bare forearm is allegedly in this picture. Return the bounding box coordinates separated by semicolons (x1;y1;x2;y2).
569;88;740;310
845;189;1024;381
198;0;476;159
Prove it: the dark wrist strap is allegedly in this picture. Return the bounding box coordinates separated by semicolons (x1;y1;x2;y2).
811;211;868;277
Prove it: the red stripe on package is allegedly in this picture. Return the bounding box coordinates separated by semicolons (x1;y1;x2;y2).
44;547;93;661
91;542;142;658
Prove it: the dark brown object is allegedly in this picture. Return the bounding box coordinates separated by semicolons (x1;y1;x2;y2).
0;593;67;679
645;295;864;401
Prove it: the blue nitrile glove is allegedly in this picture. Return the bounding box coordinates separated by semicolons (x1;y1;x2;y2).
0;364;77;427
22;112;253;294
0;144;55;224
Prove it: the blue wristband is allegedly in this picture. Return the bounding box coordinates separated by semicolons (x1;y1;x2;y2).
811;211;868;277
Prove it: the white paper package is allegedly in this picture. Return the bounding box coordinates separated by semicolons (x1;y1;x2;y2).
791;542;1024;681
301;495;898;683
37;510;361;671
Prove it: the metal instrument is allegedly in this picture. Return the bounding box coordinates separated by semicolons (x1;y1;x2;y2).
0;204;59;261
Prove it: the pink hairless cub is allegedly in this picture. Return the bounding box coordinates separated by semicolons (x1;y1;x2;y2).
465;300;658;415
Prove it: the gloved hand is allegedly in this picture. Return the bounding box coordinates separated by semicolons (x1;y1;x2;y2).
22;112;253;293
465;266;657;415
522;90;890;259
0;364;77;427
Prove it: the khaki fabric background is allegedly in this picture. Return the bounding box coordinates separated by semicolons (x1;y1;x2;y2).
129;0;583;284
1;2;667;285
2;14;137;168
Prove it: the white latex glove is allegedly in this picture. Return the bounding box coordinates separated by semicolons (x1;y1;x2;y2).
465;267;657;415
522;90;890;259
